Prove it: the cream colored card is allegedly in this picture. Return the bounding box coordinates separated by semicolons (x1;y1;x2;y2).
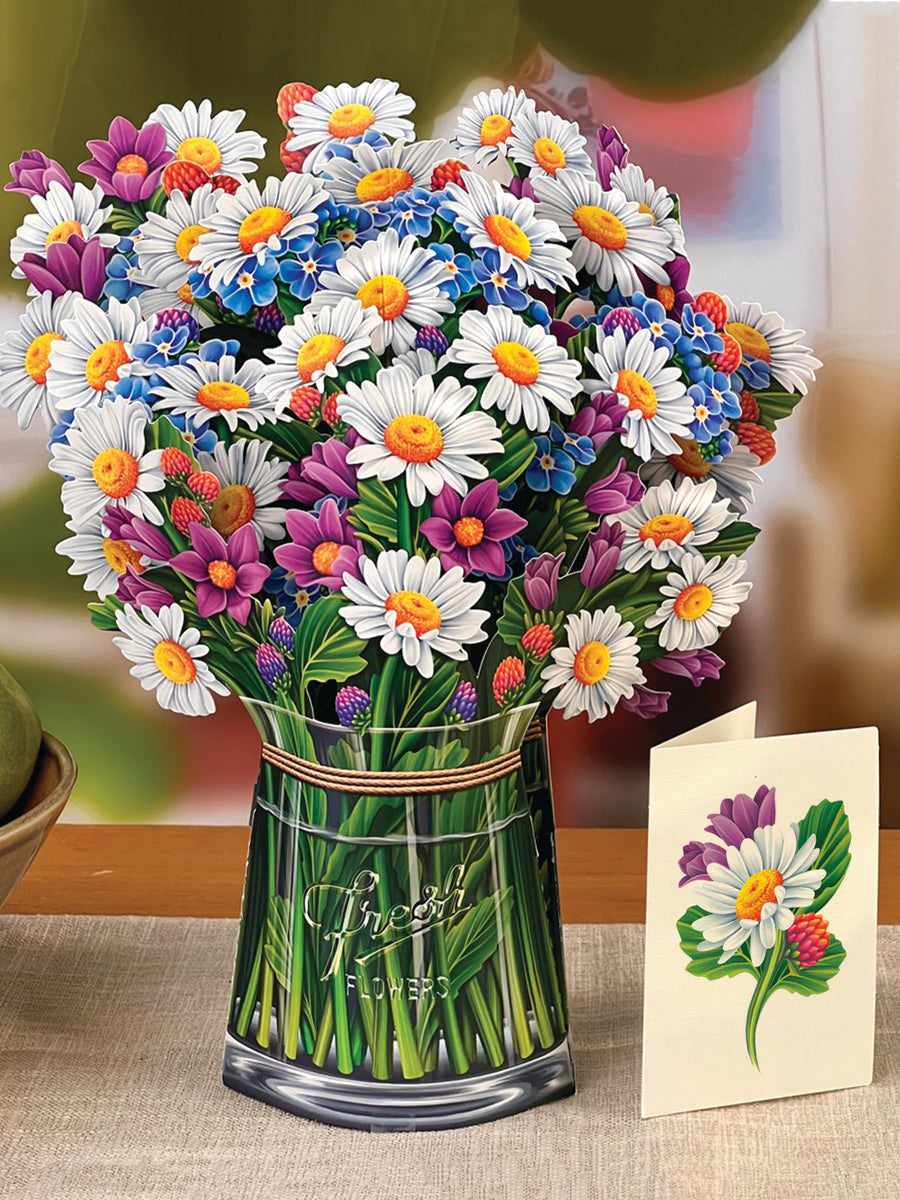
641;707;879;1117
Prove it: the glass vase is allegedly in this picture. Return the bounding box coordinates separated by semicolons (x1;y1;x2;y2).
222;699;574;1131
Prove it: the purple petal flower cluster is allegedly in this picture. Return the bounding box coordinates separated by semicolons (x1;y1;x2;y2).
619;685;670;719
677;785;776;887
171;523;270;625
569;390;627;451
18;234;110;302
6;150;73;198
596;125;629;188
281;433;360;506
275;498;363;591
523;552;564;610
678;840;728;888
584;458;643;516
79;117;173;201
420;480;526;577
580;520;625;588
652;648;724;687
104;506;173;563
115;566;174;614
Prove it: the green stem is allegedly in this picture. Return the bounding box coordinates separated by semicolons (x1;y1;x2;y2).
373;848;425;1079
333;965;354;1075
745;932;786;1069
466;979;505;1068
431;795;470;1075
283;851;306;1060
396;484;413;554
235;931;264;1038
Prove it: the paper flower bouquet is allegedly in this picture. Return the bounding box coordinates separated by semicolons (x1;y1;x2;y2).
1;78;819;1129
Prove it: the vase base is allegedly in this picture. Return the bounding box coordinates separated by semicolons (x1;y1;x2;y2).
222;1031;575;1132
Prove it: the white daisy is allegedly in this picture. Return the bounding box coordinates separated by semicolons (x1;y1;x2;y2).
307;229;453;355
134;183;219;291
260;297;379;400
136;282;213;329
616;476;735;571
45;296;149;413
55;513;146;600
540;607;644;722
608;163;685;256
197;438;288;545
640;438;763;517
340;364;502;507
507;107;592;178
339;549;489;679
113;603;230;716
447;307;581;432
0;291;76;429
691;824;826;966
587;327;692;461
451;86;533;166
144;99;265;180
532;170;672;295
9;181;116;275
316;137;452;207
723;298;822;395
194;173;329;288
49;395;164;528
286;79;415;172
154;352;279;433
393;346;441;379
646;552;752;652
442;173;575;292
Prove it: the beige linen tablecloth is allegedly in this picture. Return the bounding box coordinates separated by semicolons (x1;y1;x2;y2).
0;917;897;1200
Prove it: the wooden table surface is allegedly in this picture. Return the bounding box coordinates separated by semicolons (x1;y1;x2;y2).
6;826;900;923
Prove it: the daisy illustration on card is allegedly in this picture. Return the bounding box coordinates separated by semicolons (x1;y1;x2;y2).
677;786;851;1067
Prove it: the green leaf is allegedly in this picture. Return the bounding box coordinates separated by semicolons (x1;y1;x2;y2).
795;799;852;914
677;905;759;982
699;521;760;560
774;933;846;997
444;888;513;998
564;324;596;370
264;894;291;990
752;388;804;431
487;424;536;491
379;658;461;731
295;593;367;687
146;415;195;456
348;478;398;544
88;596;123;631
235;418;321;465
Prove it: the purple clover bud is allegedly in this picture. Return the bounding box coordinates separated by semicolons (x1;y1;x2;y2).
268;617;294;655
256;644;288;691
601;308;643;339
580;520;625;588
415;325;449;355
153;308;199;342
254;302;286;334
523;552;564;610
446;681;478;724
335;685;372;729
652;648;724;687
584;458;644;516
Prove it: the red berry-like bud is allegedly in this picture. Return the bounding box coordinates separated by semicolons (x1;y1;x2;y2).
431;158;471;191
160;447;194;479
187;470;220;502
321;393;340;426
277;81;318;127
736;422;776;466
693;290;727;330
739;390;760;422
493;656;526;708
712;331;743;375
210;174;241;195
161;160;212;197
786;912;830;969
280;137;310;174
289;386;321;421
521;623;554;659
171;496;207;536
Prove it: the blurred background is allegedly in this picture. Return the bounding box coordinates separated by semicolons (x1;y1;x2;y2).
1;0;896;826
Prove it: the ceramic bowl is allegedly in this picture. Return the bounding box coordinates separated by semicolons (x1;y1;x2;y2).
0;733;77;909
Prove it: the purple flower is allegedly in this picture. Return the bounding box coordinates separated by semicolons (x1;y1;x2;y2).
678;839;728;888
115;566;174;614
18;234;110;302
524;552;564;610
79;117;173;201
619;684;670;719
257;644;288;691
420;480;526;577
705;786;777;848
641;254;692;321
596;125;629;189
580;520;625;588
446;680;478;723
584;458;644;516
280;433;360;506
171;523;270;625
652;648;724;687
104;506;172;563
509;175;537;202
569;390;626;451
274;498;362;591
335;685;372;728
6;150;73;198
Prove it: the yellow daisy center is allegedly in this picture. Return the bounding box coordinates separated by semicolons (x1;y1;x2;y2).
312;541;341;575
356;168;415;203
483;213;531;260
667;436;712;481
385;590;442;636
210;484;256;537
735;868;783;922
672;582;714;621
295;332;346;381
532;137;566;174
491;341;541;386
725;321;771;363
92;448;140;498
356;274;410;321
615;369;657;418
572;205;627;251
572;640;611;686
207;559;237;590
175;223;210;263
176;283;195;304
383;414;444;463
328;103;376;139
176;136;222;174
453;517;484;547
195;381;250;412
24;331;63;385
45;219;84;247
639;513;694;547
238;206;292;254
84;339;131;391
153;639;198;685
479;113;512;146
102;537;145;575
115;153;148;177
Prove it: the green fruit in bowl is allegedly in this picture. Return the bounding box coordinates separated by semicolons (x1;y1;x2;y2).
0;662;42;821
